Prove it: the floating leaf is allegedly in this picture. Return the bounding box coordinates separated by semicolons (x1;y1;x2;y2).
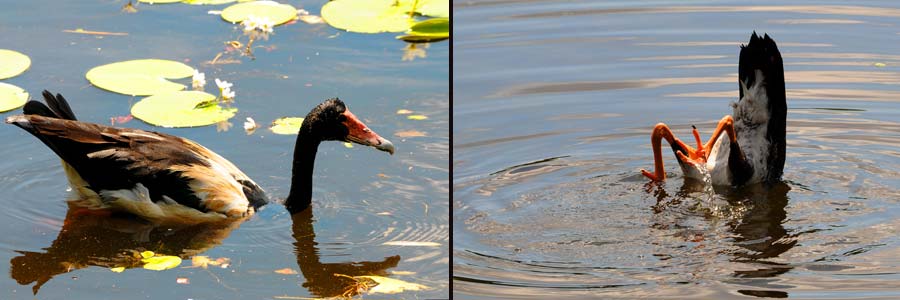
395;130;426;138
321;0;413;33
0;49;31;80
110;114;134;126
221;1;298;25
397;17;449;43
396;109;413;115
122;0;139;13
110;267;126;273
403;0;449;18
343;142;354;148
183;0;236;5
140;251;156;259
382;241;441;247
131;91;237;127
407;115;428;120
0;83;28;112
874;62;887;67
191;256;212;268
274;268;298;275
355;275;428;294
142;255;183;271
192;256;231;269
269;117;304;134
86;59;194;96
138;0;182;4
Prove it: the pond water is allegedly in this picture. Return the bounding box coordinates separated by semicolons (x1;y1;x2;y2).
0;1;448;299
454;1;900;298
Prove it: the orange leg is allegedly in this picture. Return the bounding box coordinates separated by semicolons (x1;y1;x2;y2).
703;115;737;152
640;123;697;182
641;116;738;182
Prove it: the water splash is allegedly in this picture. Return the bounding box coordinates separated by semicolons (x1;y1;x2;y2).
694;163;723;216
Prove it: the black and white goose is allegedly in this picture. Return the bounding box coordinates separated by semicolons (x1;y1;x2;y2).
641;32;786;186
6;92;394;224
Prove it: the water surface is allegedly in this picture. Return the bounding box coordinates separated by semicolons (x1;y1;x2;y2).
454;1;900;298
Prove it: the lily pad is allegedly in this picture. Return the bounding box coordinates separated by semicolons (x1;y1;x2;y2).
86;59;194;96
137;0;182;3
400;0;449;18
0;49;31;80
0;82;28;112
321;0;414;33
183;0;236;4
269;117;304;134
142;255;183;271
132;91;238;127
397;17;449;43
221;1;298;25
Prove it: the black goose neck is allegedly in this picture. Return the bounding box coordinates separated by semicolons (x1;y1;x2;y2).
285;128;321;214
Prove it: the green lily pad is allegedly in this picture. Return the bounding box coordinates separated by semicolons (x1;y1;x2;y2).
86;59;195;96
138;0;182;3
132;91;238;127
397;17;449;43
183;0;236;5
221;1;298;25
269;117;304;134
321;0;414;33
142;255;183;271
0;83;28;112
0;49;31;80
400;0;449;18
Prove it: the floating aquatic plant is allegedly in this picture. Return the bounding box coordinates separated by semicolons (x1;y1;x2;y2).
131;91;238;127
0;49;31;80
85;59;194;96
0;83;28;113
269;117;304;135
221;1;297;25
397;17;448;43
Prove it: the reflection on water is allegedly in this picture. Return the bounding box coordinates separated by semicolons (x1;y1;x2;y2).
11;204;403;299
11;204;243;295
455;0;900;298
290;208;400;298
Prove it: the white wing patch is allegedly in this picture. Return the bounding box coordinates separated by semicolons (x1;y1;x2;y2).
731;69;770;184
100;183;232;224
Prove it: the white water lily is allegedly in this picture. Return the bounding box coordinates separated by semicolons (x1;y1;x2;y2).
215;78;232;90
242;15;275;34
243;117;258;134
221;87;235;101
191;69;206;90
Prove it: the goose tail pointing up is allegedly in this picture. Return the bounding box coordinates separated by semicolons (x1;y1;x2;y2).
26;90;78;120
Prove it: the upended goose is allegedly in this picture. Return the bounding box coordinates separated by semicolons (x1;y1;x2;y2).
6;92;394;223
641;32;786;186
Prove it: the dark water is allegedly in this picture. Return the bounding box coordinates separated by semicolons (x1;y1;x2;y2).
0;1;448;299
454;1;900;298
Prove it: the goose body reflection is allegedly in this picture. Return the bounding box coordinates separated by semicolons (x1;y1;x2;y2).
12;204;403;297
